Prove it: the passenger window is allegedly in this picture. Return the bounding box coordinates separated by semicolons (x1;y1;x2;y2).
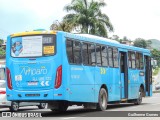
96;45;102;66
66;39;82;64
136;53;140;69
88;44;96;65
66;40;73;63
131;52;136;69
128;52;132;68
136;52;143;69
139;53;144;69
108;47;113;67
82;43;95;66
113;48;119;67
82;43;88;65
101;46;108;66
73;41;82;64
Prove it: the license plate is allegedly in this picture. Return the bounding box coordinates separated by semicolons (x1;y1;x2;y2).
28;82;38;86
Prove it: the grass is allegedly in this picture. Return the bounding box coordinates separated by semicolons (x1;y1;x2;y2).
153;67;160;76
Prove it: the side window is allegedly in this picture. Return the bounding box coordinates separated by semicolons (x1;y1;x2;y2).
113;48;119;67
82;43;88;65
73;41;82;64
139;53;144;69
66;39;82;64
82;43;95;66
108;47;113;67
136;53;140;69
131;52;136;69
128;52;132;68
101;46;108;66
136;52;143;69
66;40;73;63
96;45;102;66
88;44;96;65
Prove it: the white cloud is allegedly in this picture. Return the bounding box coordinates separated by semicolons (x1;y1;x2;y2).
0;0;160;40
104;0;160;40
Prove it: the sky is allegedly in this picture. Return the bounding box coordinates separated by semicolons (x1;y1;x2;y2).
0;0;160;40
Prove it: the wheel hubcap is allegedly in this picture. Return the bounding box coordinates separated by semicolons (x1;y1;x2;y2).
41;103;45;107
139;92;142;102
101;93;106;108
13;105;18;110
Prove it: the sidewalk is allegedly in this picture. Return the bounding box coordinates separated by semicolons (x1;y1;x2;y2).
152;70;160;92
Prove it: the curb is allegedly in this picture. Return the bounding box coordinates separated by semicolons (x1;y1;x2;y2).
153;90;160;93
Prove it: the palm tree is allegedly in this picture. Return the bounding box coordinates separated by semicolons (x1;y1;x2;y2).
50;20;74;32
63;0;114;37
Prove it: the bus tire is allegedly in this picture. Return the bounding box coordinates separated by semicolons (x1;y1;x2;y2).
97;88;108;111
38;103;46;109
9;102;19;112
134;88;143;105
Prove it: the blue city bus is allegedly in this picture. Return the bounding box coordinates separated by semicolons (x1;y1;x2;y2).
6;30;152;111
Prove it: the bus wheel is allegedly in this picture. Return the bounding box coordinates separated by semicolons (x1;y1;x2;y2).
134;88;143;105
9;102;19;112
38;103;46;109
97;88;108;111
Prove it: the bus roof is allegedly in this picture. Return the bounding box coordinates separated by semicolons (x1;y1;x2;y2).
64;31;150;54
10;30;56;37
9;30;150;54
78;34;120;44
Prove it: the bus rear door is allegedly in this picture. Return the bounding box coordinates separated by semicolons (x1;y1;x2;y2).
119;51;128;99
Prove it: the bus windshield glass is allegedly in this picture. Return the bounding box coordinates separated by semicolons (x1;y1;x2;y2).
11;35;56;57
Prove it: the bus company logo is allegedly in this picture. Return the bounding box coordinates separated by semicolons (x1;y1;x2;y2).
20;66;47;76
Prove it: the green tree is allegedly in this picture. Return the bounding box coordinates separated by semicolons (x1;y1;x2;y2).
63;0;114;37
151;49;160;67
50;20;74;32
0;39;6;57
112;35;119;41
133;38;147;48
146;40;152;49
0;39;3;45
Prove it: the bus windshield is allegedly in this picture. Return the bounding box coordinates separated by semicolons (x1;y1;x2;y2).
11;35;56;57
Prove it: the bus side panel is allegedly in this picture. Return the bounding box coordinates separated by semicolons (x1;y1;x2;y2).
68;65;95;102
108;68;121;101
53;32;66;101
128;69;139;99
62;35;95;103
95;67;121;102
6;36;13;99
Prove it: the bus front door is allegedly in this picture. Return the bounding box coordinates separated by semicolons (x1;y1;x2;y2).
120;52;128;99
144;56;152;96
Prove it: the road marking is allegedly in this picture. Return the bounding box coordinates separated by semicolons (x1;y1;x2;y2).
62;117;77;120
109;102;160;111
149;103;160;106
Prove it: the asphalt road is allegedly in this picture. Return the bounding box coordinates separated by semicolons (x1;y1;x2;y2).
0;93;160;120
